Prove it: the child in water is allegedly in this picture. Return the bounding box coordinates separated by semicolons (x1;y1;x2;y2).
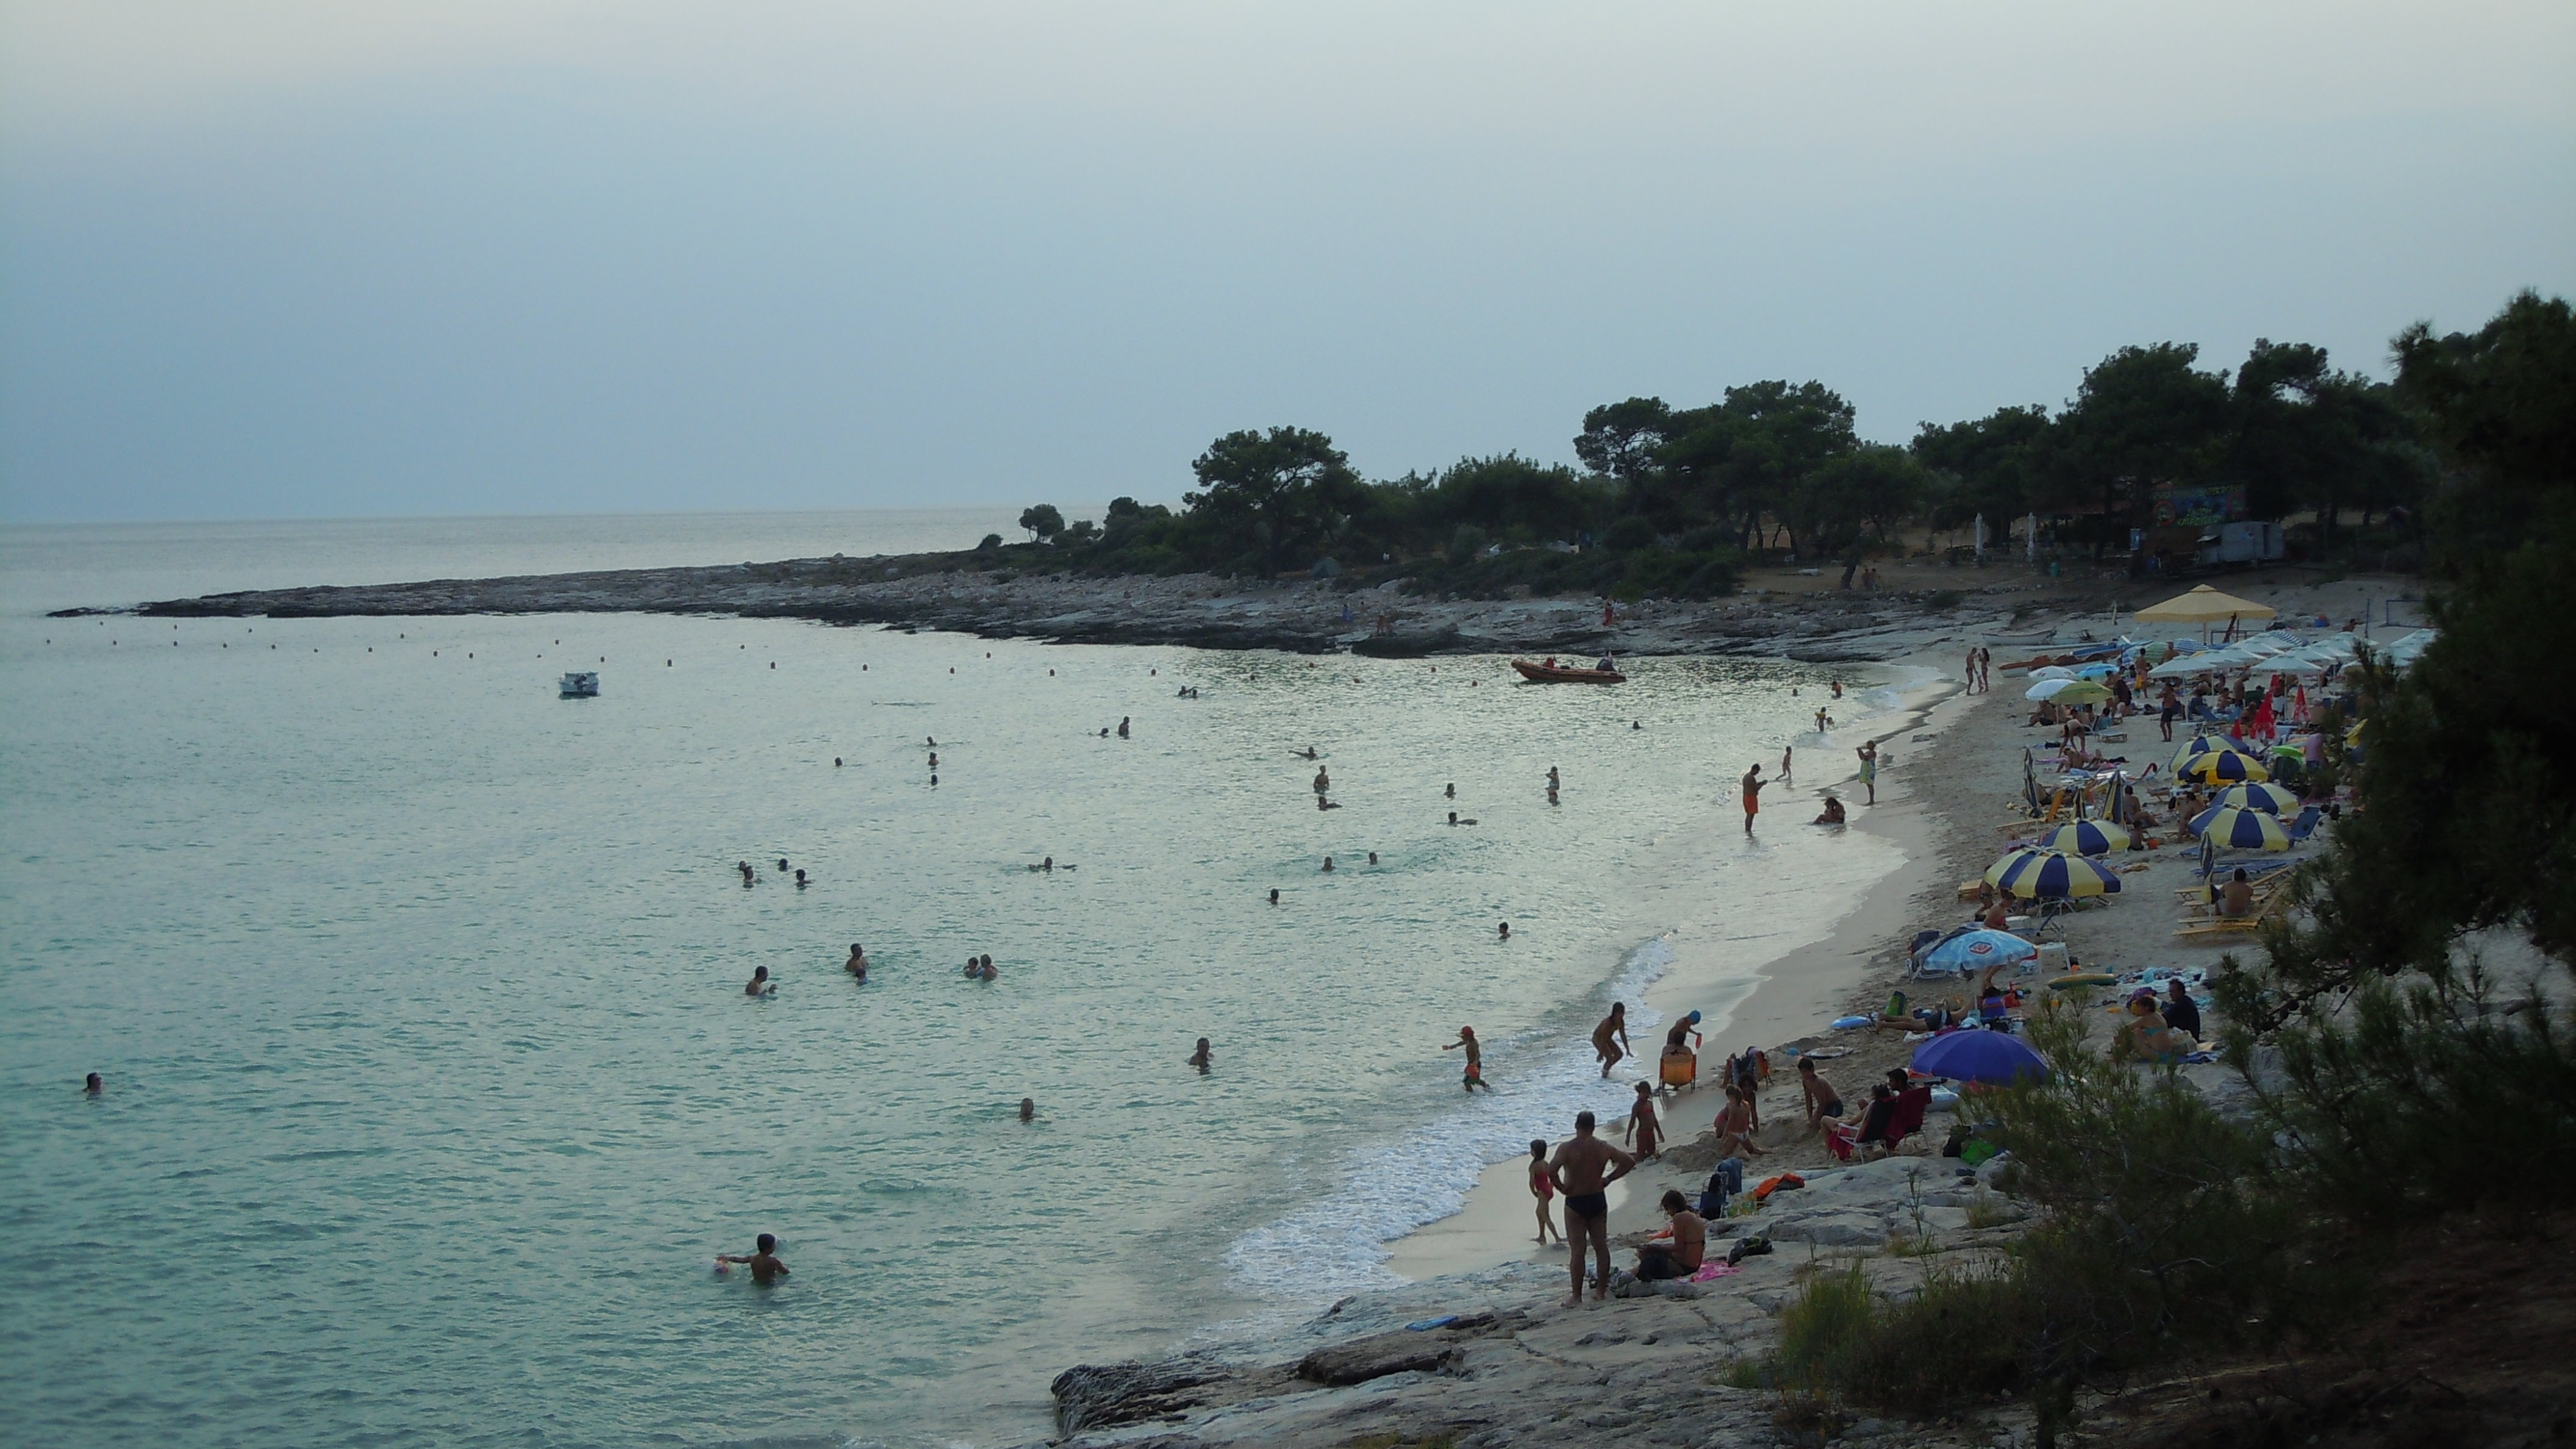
717;1234;790;1286
1528;1140;1562;1246
1442;1026;1494;1092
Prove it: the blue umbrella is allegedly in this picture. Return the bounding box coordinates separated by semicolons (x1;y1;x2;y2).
1986;848;2124;900
1916;927;2039;975
1912;1030;2050;1086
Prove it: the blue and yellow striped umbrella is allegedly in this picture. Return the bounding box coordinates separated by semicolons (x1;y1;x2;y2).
2040;820;2132;856
2171;735;2228;772
2182;749;2270;784
2212;782;2300;815
1984;848;2124;900
2190;804;2292;850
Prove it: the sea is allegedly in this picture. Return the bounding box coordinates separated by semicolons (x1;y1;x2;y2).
0;510;1919;1448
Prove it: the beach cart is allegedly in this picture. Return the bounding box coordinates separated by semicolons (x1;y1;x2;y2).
1659;1046;1699;1091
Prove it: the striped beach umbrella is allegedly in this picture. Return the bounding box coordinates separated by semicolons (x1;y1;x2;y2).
2040;820;2132;856
2171;735;2227;771
2213;782;2300;814
1984;848;2124;900
2181;749;2269;785
2025;677;2113;705
2190;805;2292;851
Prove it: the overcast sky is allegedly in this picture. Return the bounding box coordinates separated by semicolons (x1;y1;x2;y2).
3;1;2569;523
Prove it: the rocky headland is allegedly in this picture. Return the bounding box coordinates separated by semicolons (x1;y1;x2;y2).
58;550;2142;662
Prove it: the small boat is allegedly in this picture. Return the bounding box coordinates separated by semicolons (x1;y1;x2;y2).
1511;658;1625;684
559;671;599;698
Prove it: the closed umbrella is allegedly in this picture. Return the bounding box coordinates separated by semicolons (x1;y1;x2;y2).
2041;820;2131;856
2212;782;2299;814
1986;848;2123;899
2191;805;2292;850
1911;1031;2050;1086
1915;927;2039;975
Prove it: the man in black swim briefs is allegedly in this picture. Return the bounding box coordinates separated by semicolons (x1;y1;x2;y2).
1547;1110;1636;1306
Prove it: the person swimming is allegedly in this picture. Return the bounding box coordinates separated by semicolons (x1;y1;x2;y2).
979;954;997;979
1117;717;1129;738
737;860;756;887
928;752;939;767
1268;888;1280;904
1498;921;1511;940
84;1073;102;1096
1018;1097;1036;1122
794;869;810;888
1321;856;1334;872
1445;782;1455;798
1448;811;1478;825
1189;1037;1212;1073
845;943;867;980
1312;766;1330;795
1366;851;1378;865
1030;856;1054;871
776;858;790;873
745;966;775;997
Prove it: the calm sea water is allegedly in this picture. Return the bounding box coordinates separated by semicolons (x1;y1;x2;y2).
0;513;1911;1448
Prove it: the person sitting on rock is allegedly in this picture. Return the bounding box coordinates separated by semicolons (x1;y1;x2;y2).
1634;1190;1707;1281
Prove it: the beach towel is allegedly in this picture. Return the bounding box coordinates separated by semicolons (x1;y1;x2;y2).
1689;1262;1742;1283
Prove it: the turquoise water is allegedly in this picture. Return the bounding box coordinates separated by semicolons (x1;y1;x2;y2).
0;516;1909;1448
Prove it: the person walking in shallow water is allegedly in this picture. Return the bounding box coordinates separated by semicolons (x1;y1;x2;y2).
1443;1026;1494;1091
1740;764;1767;834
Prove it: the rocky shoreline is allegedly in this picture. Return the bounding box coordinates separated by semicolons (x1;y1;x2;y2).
55;550;2122;662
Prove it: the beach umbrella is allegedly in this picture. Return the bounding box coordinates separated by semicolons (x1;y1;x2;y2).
2212;782;2299;814
2149;655;2208;679
2075;662;2118;681
2041;820;2132;856
1911;1030;2050;1086
2030;665;2075;681
2171;735;2231;771
2190;805;2292;850
2134;585;2278;627
1915;927;2039;975
2181;750;2270;784
2025;678;2112;705
1985;848;2123;900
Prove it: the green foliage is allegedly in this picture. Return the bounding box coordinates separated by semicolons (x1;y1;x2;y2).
2394;290;2576;570
2238;972;2576;1223
1017;503;1064;542
1771;1262;2027;1408
1185;426;1362;576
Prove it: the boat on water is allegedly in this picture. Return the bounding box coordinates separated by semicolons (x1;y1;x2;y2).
559;671;600;698
1511;657;1625;684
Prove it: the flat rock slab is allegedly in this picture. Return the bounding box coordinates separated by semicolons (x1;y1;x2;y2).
1295;1310;1512;1386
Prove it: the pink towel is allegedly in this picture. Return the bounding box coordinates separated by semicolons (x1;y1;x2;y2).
1690;1262;1741;1283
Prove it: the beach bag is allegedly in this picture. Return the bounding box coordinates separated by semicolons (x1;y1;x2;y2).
1696;1173;1728;1218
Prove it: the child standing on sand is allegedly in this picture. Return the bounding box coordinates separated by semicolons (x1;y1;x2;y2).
1528;1140;1562;1245
1625;1081;1662;1161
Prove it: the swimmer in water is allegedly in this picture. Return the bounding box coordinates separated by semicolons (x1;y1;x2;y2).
1189;1037;1212;1073
1321;856;1334;872
1632;720;1642;730
1592;1003;1631;1077
1268;888;1280;904
794;869;809;888
845;943;867;980
776;858;789;873
746;966;773;996
1312;766;1330;795
928;736;937;746
967;956;981;979
979;954;997;980
1367;851;1378;865
738;860;756;887
1546;766;1560;790
928;752;939;768
1442;1026;1493;1092
717;1233;789;1286
1445;782;1455;798
1498;921;1511;940
1018;1097;1035;1122
84;1073;102;1096
1448;811;1478;825
1030;856;1054;871
1117;717;1129;738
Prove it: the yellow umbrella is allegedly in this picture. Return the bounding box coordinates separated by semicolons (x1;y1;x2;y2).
2134;585;2278;626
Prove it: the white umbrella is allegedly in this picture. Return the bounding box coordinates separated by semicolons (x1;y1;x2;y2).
2031;665;2075;681
2149;656;2207;679
2026;677;2113;704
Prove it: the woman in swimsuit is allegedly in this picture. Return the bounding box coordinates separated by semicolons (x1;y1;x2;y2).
1625;1082;1662;1161
1527;1140;1561;1245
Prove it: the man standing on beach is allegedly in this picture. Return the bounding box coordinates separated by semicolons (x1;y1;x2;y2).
1548;1111;1636;1306
1741;764;1767;834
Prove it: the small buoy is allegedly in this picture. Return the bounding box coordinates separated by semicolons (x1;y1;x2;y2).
667;659;672;667
1049;668;1055;676
599;657;604;663
949;667;954;674
771;662;776;670
433;650;438;656
862;664;868;670
835;757;843;767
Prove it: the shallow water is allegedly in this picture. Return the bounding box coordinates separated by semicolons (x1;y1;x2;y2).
0;515;1910;1447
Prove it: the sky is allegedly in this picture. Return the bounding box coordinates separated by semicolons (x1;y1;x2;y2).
2;1;2571;523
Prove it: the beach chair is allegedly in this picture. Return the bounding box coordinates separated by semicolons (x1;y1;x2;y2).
1886;1086;1934;1150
